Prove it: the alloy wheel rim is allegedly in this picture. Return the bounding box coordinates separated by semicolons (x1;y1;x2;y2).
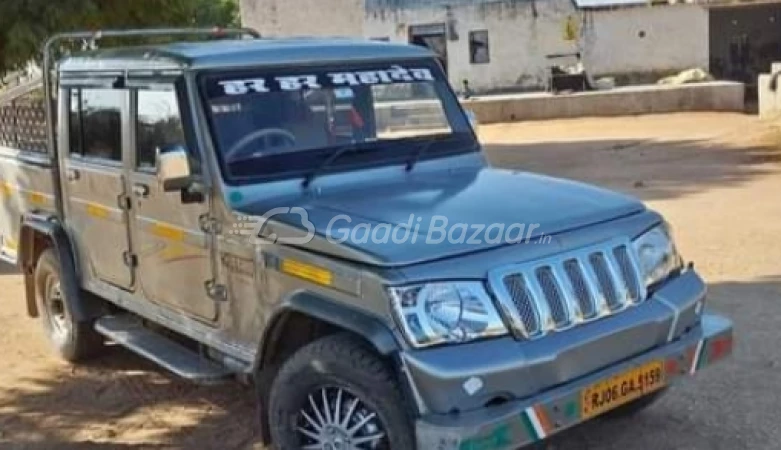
296;386;387;450
46;281;69;337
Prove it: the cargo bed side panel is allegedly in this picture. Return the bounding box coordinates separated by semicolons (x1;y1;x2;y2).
0;148;56;262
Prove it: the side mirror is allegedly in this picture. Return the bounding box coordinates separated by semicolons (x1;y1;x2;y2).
157;145;192;192
465;109;479;132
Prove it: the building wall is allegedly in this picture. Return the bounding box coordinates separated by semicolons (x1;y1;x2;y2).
239;0;364;37
582;4;709;77
240;0;710;92
365;0;581;92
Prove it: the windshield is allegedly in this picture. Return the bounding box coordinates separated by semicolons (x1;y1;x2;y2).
201;60;476;183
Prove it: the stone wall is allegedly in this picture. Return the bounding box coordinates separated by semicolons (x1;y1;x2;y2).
240;0;364;37
582;4;709;78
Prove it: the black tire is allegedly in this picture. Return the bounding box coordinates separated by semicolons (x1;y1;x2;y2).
269;333;415;450
35;248;104;362
601;389;668;420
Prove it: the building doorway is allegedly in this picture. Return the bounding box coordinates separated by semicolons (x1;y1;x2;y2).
409;23;448;74
709;4;781;103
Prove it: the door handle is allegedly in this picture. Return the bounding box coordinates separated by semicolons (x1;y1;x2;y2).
132;183;150;198
66;169;80;182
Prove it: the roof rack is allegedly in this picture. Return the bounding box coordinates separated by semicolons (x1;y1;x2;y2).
41;27;260;219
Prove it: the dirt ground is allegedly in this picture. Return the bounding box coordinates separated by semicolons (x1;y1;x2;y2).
2;112;781;449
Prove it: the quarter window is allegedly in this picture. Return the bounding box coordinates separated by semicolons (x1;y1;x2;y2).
136;89;186;170
469;30;490;65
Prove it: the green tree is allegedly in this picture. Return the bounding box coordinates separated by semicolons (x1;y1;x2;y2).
0;0;239;76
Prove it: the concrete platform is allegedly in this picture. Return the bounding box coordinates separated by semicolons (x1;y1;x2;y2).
759;62;781;120
463;81;745;124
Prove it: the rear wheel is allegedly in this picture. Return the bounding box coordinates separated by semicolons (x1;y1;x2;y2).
268;333;415;450
35;248;104;362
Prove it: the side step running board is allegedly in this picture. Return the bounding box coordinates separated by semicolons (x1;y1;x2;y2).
94;315;234;385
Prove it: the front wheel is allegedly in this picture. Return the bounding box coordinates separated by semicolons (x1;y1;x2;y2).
35;248;104;362
269;333;415;450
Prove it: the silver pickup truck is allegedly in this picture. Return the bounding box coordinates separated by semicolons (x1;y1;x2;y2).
0;28;732;450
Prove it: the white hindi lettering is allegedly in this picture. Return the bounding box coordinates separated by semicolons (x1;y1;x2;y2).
220;68;434;95
329;72;360;86
219;80;249;95
219;78;269;95
388;66;414;82
276;75;322;91
409;68;434;81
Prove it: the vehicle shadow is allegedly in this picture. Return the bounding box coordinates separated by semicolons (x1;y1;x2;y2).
0;344;263;449
483;134;781;203
544;276;781;450
0;261;20;275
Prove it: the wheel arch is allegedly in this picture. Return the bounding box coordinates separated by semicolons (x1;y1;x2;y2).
18;212;100;321
254;292;400;372
252;291;402;443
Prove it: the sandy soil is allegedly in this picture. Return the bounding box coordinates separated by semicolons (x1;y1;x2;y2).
2;112;781;449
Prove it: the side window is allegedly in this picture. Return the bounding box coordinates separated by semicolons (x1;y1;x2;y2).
70;88;124;162
136;89;187;171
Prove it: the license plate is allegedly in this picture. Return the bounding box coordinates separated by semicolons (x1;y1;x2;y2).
581;360;666;419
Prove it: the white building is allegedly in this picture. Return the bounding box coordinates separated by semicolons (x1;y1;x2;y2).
241;0;781;93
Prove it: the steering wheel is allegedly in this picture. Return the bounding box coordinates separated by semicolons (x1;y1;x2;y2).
225;128;297;162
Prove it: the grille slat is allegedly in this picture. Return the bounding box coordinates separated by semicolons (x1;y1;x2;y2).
564;259;596;319
494;240;646;340
535;267;569;327
502;274;540;336
589;252;622;311
614;245;642;303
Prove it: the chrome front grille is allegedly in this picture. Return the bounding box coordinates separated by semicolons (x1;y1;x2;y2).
489;239;647;339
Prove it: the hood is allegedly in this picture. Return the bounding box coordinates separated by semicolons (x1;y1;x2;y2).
237;167;645;267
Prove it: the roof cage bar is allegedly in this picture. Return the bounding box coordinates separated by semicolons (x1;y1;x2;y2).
41;27;260;220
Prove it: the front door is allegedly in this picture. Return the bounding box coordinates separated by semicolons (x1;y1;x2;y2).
127;84;217;322
63;88;134;288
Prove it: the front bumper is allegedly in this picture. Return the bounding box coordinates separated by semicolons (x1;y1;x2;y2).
416;313;733;449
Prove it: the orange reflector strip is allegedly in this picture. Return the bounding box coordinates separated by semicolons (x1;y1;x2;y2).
281;259;333;286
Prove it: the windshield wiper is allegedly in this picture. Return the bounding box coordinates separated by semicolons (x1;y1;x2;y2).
405;135;458;172
302;144;361;188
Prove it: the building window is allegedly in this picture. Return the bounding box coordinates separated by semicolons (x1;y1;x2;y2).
136;89;186;171
469;30;490;64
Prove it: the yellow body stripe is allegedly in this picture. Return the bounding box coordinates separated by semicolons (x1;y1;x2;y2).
152;223;186;241
86;203;111;219
28;192;46;205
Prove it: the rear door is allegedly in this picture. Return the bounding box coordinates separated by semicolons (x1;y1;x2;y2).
62;87;134;288
127;82;217;322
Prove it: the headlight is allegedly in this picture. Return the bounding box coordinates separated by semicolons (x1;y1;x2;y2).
633;224;683;288
389;282;508;348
